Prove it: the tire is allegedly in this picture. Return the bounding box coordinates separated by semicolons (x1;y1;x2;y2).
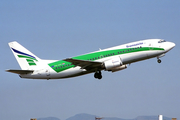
98;75;102;79
94;73;98;78
158;59;161;63
94;71;102;79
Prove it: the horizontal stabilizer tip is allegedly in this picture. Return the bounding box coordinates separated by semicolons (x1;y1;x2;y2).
6;69;34;74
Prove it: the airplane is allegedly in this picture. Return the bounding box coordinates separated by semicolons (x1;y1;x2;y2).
6;39;175;80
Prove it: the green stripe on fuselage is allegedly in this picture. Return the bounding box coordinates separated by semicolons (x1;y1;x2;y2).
48;47;164;73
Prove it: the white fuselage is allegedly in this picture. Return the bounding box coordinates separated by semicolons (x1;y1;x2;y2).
19;39;175;79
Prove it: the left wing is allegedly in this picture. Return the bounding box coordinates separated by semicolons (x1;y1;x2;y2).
63;58;103;71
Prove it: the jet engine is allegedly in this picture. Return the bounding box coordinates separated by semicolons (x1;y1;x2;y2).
110;65;127;72
104;56;126;72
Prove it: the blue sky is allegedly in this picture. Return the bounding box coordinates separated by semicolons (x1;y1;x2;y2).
1;1;180;120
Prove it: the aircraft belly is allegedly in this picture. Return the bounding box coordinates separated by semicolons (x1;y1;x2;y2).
121;50;165;64
20;73;48;79
121;51;148;64
49;67;87;79
147;50;164;58
20;67;86;79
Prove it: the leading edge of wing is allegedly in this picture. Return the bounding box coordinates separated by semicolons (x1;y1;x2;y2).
6;69;34;74
63;58;103;70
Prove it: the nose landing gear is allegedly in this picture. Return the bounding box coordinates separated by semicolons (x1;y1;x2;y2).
157;54;165;63
157;59;161;63
94;71;102;79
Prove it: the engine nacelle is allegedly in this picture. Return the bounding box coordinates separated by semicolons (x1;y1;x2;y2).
111;65;127;72
104;57;123;71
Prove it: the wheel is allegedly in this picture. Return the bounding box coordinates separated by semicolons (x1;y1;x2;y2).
97;74;102;79
94;71;102;79
157;59;161;63
94;73;99;78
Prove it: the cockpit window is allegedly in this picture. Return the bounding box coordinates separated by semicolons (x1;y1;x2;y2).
158;39;166;43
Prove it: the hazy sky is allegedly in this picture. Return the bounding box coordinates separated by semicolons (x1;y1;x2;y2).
1;1;180;120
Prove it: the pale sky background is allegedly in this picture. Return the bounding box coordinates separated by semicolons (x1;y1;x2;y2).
1;1;180;120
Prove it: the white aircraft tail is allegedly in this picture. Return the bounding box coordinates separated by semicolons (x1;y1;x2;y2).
8;41;42;70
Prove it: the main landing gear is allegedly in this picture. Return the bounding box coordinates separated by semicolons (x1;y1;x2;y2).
94;71;102;79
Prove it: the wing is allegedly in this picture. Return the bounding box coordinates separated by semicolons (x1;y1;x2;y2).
63;58;103;71
6;69;34;74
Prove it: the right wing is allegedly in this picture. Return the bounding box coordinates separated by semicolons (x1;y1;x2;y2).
6;69;34;74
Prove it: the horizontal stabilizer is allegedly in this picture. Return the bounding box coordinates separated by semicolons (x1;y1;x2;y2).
6;69;34;74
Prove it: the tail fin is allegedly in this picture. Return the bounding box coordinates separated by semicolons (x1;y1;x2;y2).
8;41;41;70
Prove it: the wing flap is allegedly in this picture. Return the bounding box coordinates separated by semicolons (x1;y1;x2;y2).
6;69;34;74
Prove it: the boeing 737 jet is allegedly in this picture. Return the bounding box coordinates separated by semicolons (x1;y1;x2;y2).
6;39;175;80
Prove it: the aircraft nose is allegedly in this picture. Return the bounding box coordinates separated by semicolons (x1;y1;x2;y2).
165;42;176;52
169;42;176;49
171;42;176;48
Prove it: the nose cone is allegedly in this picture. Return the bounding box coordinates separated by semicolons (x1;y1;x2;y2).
165;42;176;52
171;42;176;48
